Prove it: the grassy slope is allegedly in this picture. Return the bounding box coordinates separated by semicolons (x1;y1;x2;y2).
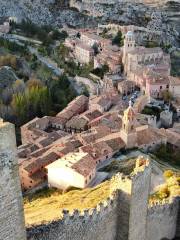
24;180;111;226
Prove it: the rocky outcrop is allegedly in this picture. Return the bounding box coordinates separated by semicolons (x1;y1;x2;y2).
0;0;94;27
0;0;179;47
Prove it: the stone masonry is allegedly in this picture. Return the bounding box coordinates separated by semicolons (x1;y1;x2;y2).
26;157;180;240
0;121;179;240
0;120;26;240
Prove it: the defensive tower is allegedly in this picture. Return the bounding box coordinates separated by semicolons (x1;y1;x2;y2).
0;119;26;240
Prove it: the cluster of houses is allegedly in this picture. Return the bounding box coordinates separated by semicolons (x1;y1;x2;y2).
18;91;180;192
65;30;122;73
16;29;180;192
64;28;180;114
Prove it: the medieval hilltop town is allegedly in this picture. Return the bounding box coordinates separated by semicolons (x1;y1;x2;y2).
0;2;180;240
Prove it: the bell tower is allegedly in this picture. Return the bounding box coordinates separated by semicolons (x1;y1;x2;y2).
120;101;138;149
123;31;136;75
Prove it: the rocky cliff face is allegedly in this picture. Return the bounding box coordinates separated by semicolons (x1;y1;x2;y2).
69;0;180;47
0;0;94;26
0;0;179;47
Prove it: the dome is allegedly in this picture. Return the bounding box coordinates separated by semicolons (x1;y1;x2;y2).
126;31;134;37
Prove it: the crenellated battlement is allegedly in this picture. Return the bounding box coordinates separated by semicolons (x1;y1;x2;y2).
148;196;179;211
131;155;150;177
147;196;179;240
25;153;179;240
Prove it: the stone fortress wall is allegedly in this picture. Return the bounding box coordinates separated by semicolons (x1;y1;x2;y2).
0;120;179;240
147;198;179;240
27;160;180;240
0;120;26;240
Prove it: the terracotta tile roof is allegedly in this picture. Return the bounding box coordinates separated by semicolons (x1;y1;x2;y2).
72;154;96;177
105;137;125;152
82;109;102;121
90;95;112;107
69;95;88;107
160;128;180;147
38;132;61;147
56;109;74;120
66;116;88;130
137;126;166;146
80;141;113;160
23;152;59;174
50;116;67;125
30;170;46;182
30;146;51;158
56;95;88;120
78;125;111;144
46;152;96;177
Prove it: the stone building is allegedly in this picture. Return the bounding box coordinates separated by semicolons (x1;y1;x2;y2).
0;119;26;240
122;31;170;76
120;101;167;150
118;80;135;95
74;42;94;64
121;31;180;100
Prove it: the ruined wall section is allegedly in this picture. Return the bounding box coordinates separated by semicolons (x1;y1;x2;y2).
0;121;26;240
147;197;179;240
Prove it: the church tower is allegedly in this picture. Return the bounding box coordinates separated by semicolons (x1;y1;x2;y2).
122;31;136;75
120;101;138;149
